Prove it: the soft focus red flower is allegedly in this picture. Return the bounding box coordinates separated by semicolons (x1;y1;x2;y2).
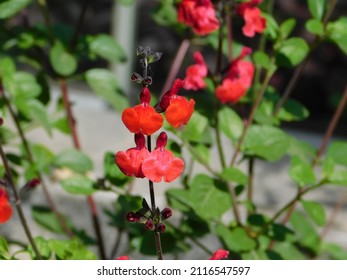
215;47;254;104
116;256;130;260
237;0;266;38
209;249;229;260
178;0;220;35
165;97;195;128
155;79;185;113
115;133;150;178
142;132;184;183
184;52;208;91
122;87;163;135
0;188;13;224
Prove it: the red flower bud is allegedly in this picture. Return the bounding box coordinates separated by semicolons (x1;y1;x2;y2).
161;207;172;220
28;178;40;188
126;212;141;222
144;219;155;231
157;223;166;233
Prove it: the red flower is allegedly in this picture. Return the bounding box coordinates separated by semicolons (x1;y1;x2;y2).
165;97;195;128
209;249;229;260
122;87;163;135
142;132;184;183
178;0;220;35
116;256;130;260
215;47;254;104
184;52;208;91
237;0;266;38
115;133;150;178
0;188;13;224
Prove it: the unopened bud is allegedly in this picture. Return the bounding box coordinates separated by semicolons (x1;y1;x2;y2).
161;207;172;220
144;219;155;231
157;223;166;233
126;212;141;222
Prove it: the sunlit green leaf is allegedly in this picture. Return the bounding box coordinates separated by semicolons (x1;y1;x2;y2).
60;175;95;195
279;18;296;39
327;17;347;55
307;0;326;20
218;107;243;140
0;0;31;19
221;167;248;186
32;205;65;234
49;41;77;76
54;149;93;174
89;34;126;62
216;225;257;252
306;19;325;36
301;200;326;226
85;69;129;112
327;141;347;167
276;38;309;67
288;156;316;187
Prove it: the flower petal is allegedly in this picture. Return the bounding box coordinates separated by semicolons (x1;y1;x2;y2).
166;97;195;128
0;201;13;224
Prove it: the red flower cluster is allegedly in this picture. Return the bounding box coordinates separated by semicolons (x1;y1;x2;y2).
183;52;208;91
0;188;12;224
116;132;184;183
237;0;266;37
177;0;220;35
116;80;193;183
216;47;255;104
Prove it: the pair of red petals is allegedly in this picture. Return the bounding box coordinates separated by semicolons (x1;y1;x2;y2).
237;0;266;38
0;188;13;224
115;133;184;183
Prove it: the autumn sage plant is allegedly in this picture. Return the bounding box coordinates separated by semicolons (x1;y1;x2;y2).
1;0;347;260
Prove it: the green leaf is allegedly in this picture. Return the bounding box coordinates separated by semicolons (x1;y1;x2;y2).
327;141;347;166
253;51;271;70
85;69;129;112
104;151;131;186
322;243;347;260
273;242;306;260
166;188;191;212
242;125;290;161
60;175;95;195
32;205;65;234
221;167;248;186
5;71;41;99
307;0;326;20
0;237;11;260
327;17;347;55
89;34;126;62
0;57;16;78
54;149;93;173
116;0;136;5
181;111;211;143
27;99;53;136
218;107;243;140
288;156;316;187
0;0;31;19
49;41;77;76
322;156;335;178
254;99;279;126
262;13;279;41
301;200;326;226
189;174;231;220
30;144;55;174
27;236;52;260
286;137;316;161
279;18;296;39
278;98;309;121
290;211;320;253
216;225;257;252
276;38;309;67
49;239;96;260
306;19;325;36
328;169;347;186
190;144;210;164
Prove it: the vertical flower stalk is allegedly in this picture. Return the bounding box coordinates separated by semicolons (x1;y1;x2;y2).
115;47;195;259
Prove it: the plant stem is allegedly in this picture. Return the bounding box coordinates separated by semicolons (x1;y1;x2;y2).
230;65;276;166
161;39;190;93
146;135;163;260
59;79;106;260
69;0;91;52
0;139;42;259
247;157;255;215
0;90;74;238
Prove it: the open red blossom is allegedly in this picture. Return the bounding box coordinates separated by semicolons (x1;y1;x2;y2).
184;52;208;91
155;79;185;113
237;0;266;38
0;188;13;224
215;47;254;104
165;97;195;128
115;133;150;178
178;0;220;35
122;87;163;135
209;249;229;260
142;132;184;183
